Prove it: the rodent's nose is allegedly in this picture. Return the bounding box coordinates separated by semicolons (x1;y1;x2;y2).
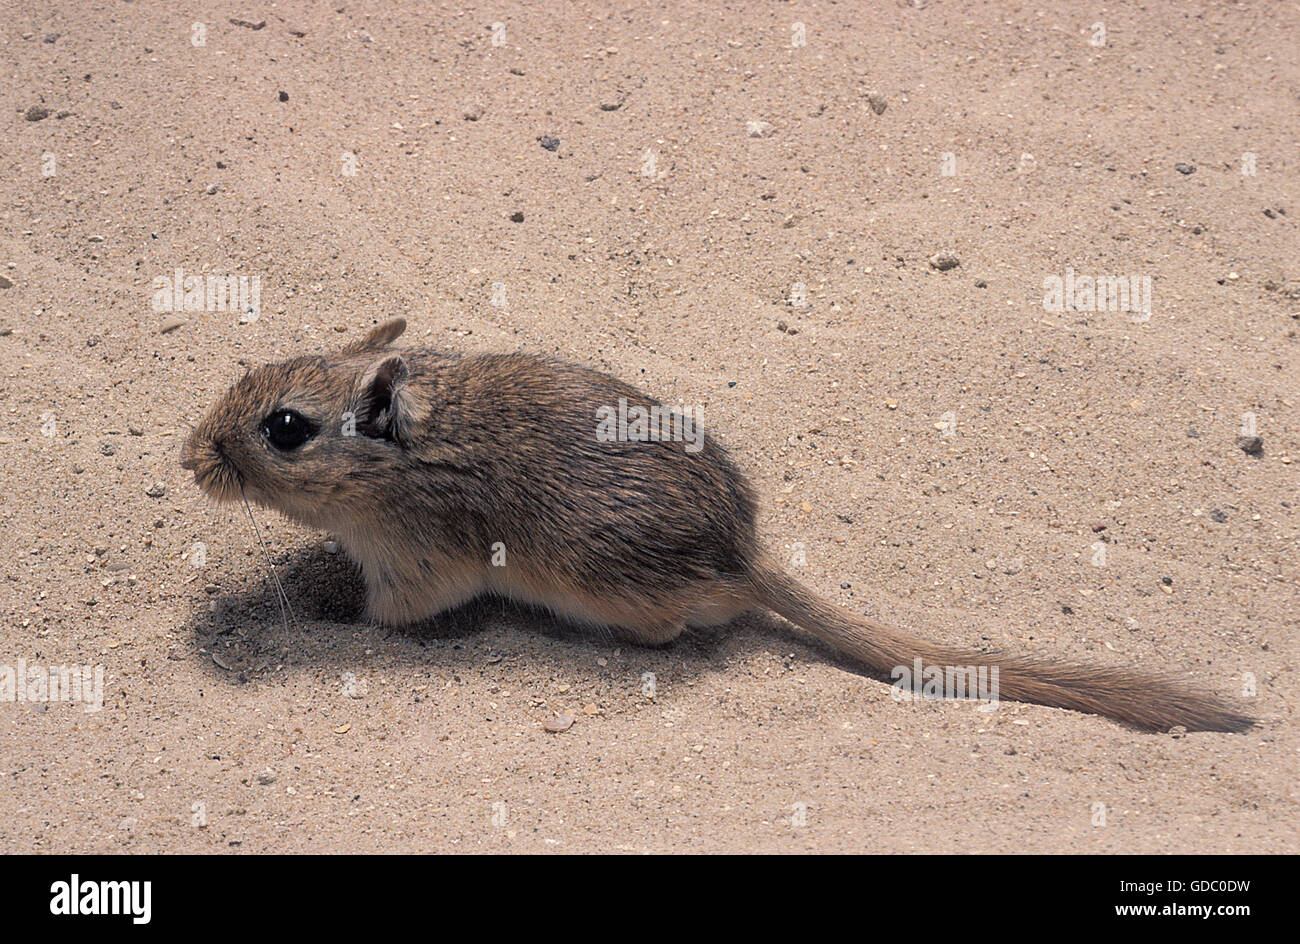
180;430;223;473
179;424;244;502
180;433;200;471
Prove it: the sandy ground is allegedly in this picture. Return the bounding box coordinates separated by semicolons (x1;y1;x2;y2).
0;0;1296;854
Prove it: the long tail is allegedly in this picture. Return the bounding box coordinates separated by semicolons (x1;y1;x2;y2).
750;566;1253;733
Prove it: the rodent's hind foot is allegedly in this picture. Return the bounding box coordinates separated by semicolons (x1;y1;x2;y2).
512;577;750;647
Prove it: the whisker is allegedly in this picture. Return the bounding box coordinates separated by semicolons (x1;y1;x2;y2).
239;486;296;633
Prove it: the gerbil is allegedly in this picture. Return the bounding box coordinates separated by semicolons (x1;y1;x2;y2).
181;318;1252;733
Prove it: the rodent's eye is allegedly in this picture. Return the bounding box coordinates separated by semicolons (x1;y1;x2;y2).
261;409;315;451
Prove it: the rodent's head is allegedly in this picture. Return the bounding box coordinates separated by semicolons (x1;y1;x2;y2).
180;318;425;527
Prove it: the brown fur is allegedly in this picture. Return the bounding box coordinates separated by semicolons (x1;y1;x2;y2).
181;318;1253;733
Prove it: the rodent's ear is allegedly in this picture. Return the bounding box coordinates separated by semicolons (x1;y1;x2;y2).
341;317;407;356
355;354;427;444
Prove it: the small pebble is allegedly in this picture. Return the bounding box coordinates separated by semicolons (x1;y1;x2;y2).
1210;508;1228;523
230;17;266;29
865;91;888;115
509;211;524;223
1175;162;1196;175
0;275;12;289
929;251;960;271
277;90;289;102
145;482;166;498
746;121;773;138
159;317;185;334
538;135;560;151
462;104;484;121
24;105;50;121
543;714;575;733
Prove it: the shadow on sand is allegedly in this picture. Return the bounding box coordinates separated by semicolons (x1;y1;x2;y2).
179;544;877;689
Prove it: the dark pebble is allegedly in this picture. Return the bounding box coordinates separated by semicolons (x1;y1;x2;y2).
929;251;960;271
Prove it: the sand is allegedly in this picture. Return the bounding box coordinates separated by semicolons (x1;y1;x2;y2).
0;0;1295;853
